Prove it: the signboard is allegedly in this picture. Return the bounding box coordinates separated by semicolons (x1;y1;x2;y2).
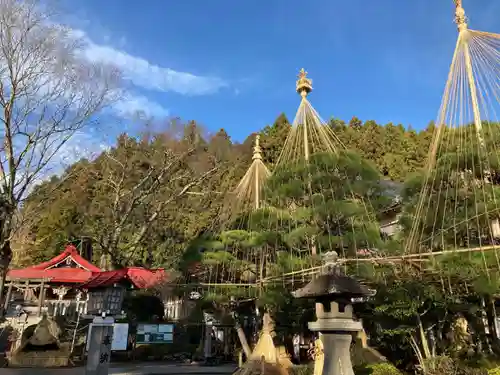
136;323;174;344
86;322;130;351
112;323;129;351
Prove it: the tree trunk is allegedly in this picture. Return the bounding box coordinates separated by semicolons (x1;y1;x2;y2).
486;297;500;354
0;240;12;317
0;267;6;317
436;313;448;354
466;310;485;355
235;321;252;358
477;298;493;355
427;328;436;357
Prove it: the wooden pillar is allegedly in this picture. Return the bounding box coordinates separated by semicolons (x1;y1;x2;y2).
37;280;45;316
23;280;29;300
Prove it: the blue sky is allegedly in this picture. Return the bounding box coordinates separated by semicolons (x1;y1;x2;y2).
60;0;500;146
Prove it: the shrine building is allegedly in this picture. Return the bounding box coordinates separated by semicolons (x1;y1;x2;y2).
1;243;166;325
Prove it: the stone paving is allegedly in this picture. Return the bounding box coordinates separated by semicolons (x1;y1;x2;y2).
2;363;237;375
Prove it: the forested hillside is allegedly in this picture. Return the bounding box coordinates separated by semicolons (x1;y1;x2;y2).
13;114;435;268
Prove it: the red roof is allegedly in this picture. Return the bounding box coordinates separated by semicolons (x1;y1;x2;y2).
25;245;101;272
81;268;167;289
7;244;166;289
7;268;93;283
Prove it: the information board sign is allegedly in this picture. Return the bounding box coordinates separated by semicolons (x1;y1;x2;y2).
136;323;174;344
86;322;129;351
112;323;129;351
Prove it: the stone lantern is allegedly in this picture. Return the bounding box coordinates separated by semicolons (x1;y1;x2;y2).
86;285;126;316
84;284;126;375
293;252;372;375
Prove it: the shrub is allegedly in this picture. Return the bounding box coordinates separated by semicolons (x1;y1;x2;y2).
290;364;314;375
364;363;402;375
422;356;487;375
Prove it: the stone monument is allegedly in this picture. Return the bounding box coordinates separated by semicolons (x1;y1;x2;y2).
293;252;372;375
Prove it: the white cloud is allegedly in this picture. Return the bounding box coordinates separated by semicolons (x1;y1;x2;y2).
67;27;230;120
113;92;170;119
76;30;228;96
58;131;110;166
27;130;110;190
56;29;166;119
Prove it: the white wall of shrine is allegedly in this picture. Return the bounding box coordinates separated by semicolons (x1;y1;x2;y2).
2;281;88;321
163;296;195;321
164;296;185;321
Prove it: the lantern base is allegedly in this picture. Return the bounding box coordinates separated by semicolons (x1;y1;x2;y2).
308;301;362;375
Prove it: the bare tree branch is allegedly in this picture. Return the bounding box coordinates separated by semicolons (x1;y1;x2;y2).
0;0;120;275
125;165;220;256
85;125;223;268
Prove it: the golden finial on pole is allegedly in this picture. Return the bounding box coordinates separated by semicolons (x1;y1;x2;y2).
296;68;313;97
454;0;468;32
253;134;262;209
452;0;483;148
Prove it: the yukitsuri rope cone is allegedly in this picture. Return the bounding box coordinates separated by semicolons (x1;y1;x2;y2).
225;137;292;374
215;1;500;373
202;62;395;371
219;67;385;374
205;133;291;374
233;313;292;375
401;0;500;277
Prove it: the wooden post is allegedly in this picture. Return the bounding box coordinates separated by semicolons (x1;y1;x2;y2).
37;280;45;316
23;280;29;300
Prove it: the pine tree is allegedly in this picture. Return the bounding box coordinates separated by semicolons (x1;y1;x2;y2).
260;113;291;166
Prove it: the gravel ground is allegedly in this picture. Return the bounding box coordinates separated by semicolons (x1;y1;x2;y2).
2;363;237;375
